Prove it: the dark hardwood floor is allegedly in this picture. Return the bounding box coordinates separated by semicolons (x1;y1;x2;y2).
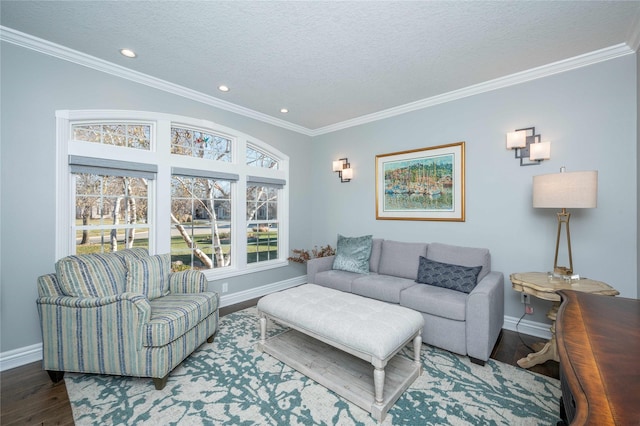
1;299;558;425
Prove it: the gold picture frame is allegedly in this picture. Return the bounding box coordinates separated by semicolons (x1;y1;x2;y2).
375;142;465;221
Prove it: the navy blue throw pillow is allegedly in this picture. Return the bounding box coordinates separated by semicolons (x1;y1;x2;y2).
415;256;482;294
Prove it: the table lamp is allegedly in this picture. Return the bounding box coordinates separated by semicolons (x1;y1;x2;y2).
532;167;598;276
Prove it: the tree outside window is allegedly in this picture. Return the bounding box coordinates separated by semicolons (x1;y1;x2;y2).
170;175;231;271
74;173;149;254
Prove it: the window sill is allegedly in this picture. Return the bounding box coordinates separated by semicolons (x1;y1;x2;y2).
202;259;289;282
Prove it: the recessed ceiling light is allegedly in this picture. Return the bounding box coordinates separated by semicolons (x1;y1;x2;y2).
218;85;230;92
280;108;289;113
119;48;137;58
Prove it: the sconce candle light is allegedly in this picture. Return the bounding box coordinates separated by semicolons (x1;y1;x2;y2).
333;158;352;182
506;127;551;166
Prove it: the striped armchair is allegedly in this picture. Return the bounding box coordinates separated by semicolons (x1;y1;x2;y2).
36;248;219;390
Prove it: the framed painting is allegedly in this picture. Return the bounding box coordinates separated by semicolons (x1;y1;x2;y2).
375;142;465;221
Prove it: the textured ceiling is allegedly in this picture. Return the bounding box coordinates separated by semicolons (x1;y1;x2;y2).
2;1;639;132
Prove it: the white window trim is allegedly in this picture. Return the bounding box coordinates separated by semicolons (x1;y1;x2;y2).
56;109;289;280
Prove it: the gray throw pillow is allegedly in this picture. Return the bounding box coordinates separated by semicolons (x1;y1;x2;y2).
415;256;482;293
332;234;373;274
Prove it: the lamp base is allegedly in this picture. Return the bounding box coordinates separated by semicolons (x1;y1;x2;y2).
554;266;573;276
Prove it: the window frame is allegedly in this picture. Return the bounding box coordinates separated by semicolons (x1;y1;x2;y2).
56;110;289;281
246;182;281;265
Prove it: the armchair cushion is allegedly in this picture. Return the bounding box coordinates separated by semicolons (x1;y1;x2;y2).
145;293;219;347
113;247;151;261
56;252;128;297
55;248;151;298
126;253;171;300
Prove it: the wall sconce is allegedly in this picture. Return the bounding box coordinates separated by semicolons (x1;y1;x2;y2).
332;158;352;182
506;127;551;166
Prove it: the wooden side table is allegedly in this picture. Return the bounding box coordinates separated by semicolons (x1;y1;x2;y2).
509;272;618;369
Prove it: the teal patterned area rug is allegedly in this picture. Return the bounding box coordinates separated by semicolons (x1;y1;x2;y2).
65;307;561;425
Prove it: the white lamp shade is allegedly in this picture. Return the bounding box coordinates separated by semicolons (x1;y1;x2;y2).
506;130;527;149
341;167;353;179
533;170;598;208
529;141;551;160
332;160;343;172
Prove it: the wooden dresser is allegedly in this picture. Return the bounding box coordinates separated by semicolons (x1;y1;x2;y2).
555;290;640;425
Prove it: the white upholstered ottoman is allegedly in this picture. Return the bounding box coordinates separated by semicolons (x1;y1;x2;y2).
257;284;424;422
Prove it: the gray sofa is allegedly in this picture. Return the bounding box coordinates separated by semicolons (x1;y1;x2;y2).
306;239;504;365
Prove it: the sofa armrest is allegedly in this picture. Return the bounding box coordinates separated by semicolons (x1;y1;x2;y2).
306;255;335;284
465;271;505;362
169;270;208;293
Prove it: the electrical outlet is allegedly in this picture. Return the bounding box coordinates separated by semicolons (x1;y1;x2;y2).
520;293;530;304
222;282;228;293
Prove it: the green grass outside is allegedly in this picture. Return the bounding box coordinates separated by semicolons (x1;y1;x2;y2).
76;233;278;260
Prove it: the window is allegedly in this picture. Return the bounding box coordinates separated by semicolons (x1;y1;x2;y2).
170;169;236;271
247;146;278;169
74;172;150;255
57;110;289;280
246;183;279;263
171;126;232;161
73;123;151;150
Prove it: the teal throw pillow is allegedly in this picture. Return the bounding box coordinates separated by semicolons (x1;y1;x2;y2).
415;256;482;293
332;234;373;274
125;253;171;300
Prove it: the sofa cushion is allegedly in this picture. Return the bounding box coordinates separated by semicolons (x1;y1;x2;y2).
332;234;373;274
426;242;491;282
369;238;383;273
56;252;128;298
126;254;171;300
416;256;482;294
314;269;363;292
145;292;219;347
400;283;467;321
351;274;415;304
378;240;428;280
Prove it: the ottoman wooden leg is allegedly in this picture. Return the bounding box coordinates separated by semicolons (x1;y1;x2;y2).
413;331;422;370
258;314;267;351
373;366;385;405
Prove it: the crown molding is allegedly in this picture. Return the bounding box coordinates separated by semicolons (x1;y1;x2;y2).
627;9;640;52
0;26;314;136
310;43;635;136
1;26;634;138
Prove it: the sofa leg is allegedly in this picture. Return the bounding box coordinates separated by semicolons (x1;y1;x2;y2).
46;370;65;383
153;375;169;390
469;357;485;366
207;331;217;344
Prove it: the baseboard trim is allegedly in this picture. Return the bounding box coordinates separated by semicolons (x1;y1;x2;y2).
0;343;43;372
503;315;552;340
218;275;307;308
1;277;552;372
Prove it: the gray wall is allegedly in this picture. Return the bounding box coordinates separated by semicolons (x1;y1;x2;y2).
637;48;640;299
1;41;638;355
0;43;313;352
311;54;638;323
